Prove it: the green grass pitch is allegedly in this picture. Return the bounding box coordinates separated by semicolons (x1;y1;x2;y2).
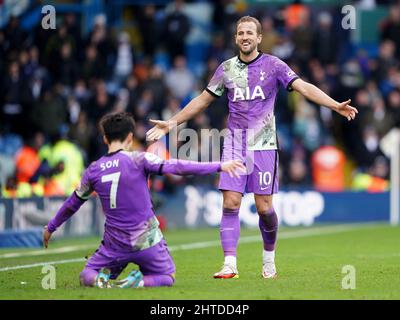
0;223;399;300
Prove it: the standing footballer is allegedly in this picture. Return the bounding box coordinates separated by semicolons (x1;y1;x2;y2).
146;16;358;279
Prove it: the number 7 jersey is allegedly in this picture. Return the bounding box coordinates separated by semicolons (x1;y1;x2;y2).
47;150;222;251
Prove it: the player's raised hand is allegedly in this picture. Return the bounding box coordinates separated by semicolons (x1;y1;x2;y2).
221;160;247;178
146;119;174;141
336;99;358;121
43;226;52;249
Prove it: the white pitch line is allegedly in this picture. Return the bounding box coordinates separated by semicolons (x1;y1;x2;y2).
168;223;375;250
0;258;86;272
0;223;377;272
0;245;97;259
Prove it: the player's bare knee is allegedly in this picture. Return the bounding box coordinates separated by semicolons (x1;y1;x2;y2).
256;204;273;215
223;200;241;210
255;196;273;215
223;192;242;210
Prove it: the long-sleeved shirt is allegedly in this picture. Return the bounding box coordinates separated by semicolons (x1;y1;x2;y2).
47;150;221;251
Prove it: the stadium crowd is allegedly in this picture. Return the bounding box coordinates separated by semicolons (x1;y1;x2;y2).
1;0;399;197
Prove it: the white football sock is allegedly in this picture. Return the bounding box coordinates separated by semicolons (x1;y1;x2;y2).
224;255;237;267
263;250;275;263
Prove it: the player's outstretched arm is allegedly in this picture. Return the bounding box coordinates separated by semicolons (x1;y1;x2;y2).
43;169;93;248
146;90;215;141
160;159;246;177
291;78;358;121
43;192;87;249
143;153;246;177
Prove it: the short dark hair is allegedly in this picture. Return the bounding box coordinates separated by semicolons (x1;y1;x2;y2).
99;112;135;143
236;16;262;35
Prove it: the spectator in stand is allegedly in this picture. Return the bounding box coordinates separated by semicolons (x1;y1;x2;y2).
208;32;232;63
375;40;398;84
68;111;96;162
23;46;41;81
311;145;346;192
312;11;338;66
259;16;279;55
352;156;389;192
30;87;68;137
1;61;27;135
337;58;364;102
124;74;139;112
2;176;18;198
165;55;195;101
291;8;313;66
271;33;294;61
163;0;191;59
143;65;168;119
44;24;76;79
292;95;324;154
81;45;106;83
73;79;91;106
283;0;310;32
135;89;154;122
86;80;114;124
0;30;6;76
380;3;400;59
3;16;27;53
357;126;385;169
64;13;82;54
15;132;43;183
113;32;134;87
285;157;312;188
387;89;400;126
360;93;394;138
38;133;84;195
86;14;116;79
137;5;160;58
55;42;79;88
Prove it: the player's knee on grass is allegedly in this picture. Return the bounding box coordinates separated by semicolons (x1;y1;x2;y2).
168;274;175;286
143;274;175;287
79;268;98;287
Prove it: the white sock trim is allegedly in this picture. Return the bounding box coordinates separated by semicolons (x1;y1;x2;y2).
224;255;237;267
263;250;275;263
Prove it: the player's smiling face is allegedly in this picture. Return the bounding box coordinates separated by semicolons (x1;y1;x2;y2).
235;21;261;56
